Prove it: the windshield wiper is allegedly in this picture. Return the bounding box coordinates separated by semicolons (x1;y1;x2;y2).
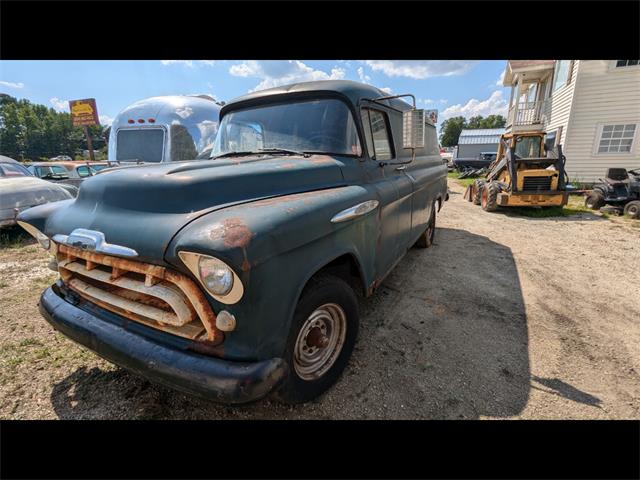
257;148;311;158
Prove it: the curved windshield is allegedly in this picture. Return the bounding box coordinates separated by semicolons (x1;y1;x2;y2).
212;98;361;158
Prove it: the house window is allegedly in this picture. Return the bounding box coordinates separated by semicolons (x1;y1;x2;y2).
361;109;393;161
615;60;639;68
597;124;637;154
552;60;572;91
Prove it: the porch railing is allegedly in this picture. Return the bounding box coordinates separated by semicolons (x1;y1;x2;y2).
507;100;546;127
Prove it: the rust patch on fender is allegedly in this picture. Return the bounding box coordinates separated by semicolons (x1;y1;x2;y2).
210;217;253;249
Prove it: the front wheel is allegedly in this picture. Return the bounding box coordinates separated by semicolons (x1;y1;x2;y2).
273;275;359;404
585;192;605;210
481;182;499;212
623;200;640;219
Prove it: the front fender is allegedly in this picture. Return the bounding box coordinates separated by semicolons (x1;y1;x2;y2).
165;186;379;361
16;199;74;234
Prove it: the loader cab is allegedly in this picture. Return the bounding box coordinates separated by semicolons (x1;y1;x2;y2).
497;132;545;161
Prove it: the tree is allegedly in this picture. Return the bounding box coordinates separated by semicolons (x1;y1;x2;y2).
467;115;484;129
439;116;466;147
481;114;506;129
0;94;108;161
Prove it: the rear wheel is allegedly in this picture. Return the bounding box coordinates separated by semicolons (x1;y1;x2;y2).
472;180;484;205
585;192;605;210
481;182;499;212
273;275;359;404
414;203;436;248
623;200;640;219
464;185;473;202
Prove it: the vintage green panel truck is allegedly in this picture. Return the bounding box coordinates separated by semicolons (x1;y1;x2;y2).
17;80;448;403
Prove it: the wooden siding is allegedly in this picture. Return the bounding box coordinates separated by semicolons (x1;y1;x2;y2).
563;60;640;182
543;60;579;145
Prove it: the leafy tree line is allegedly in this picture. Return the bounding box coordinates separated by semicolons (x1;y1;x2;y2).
0;94;108;161
439;114;506;147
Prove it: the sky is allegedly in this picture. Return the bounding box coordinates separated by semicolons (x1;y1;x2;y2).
0;60;510;131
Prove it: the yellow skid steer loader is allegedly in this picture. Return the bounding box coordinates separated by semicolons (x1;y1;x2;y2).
464;131;569;211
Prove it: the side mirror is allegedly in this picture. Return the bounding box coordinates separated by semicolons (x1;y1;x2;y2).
402;109;425;149
544;134;556;153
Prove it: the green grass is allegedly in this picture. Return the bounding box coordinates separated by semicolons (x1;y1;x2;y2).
447;171;477;187
449;173;605;218
0;228;33;249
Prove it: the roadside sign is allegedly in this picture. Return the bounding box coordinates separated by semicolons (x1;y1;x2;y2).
69;98;100;160
425;109;438;124
69;98;100;127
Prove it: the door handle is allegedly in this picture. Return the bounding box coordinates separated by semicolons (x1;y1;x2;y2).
395;165;406;171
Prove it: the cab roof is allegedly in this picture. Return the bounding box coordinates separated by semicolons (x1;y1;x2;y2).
221;80;414;115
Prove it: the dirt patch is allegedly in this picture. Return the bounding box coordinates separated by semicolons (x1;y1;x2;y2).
1;184;639;419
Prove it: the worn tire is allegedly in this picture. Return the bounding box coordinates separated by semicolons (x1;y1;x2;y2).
623;200;640;219
481;182;499;212
414;203;436;248
585;192;605;210
472;180;484;205
273;274;359;404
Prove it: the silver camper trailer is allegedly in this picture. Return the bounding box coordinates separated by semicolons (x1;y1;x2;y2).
108;95;223;164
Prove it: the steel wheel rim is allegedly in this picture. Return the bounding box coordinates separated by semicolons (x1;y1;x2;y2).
293;303;347;381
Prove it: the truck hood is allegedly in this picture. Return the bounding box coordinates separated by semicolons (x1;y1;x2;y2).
41;155;347;263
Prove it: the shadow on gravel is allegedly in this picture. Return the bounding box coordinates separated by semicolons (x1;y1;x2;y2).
531;376;602;408
51;227;530;419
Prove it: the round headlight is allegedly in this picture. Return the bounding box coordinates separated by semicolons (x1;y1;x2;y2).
198;256;234;296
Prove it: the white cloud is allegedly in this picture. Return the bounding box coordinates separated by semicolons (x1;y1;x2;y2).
99;115;114;126
160;60;215;67
379;87;393;94
0;80;24;89
357;66;371;83
441;90;508;120
49;97;68;112
496;69;506;86
363;60;478;79
229;60;346;92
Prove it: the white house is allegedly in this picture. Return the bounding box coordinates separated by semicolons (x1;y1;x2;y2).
502;60;640;182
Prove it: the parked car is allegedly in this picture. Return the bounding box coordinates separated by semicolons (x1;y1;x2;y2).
0;156;73;229
453;151;497;171
108;95;223;164
26;161;112;191
18;80;448;404
50;155;73;161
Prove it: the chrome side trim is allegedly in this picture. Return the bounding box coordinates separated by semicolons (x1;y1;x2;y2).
52;228;138;257
331;200;379;223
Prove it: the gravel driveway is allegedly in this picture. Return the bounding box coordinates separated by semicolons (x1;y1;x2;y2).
1;180;639;419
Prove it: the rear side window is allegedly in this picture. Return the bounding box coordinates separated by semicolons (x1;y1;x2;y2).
76;166;92;177
116;128;165;162
361;109;393;161
0;163;30;177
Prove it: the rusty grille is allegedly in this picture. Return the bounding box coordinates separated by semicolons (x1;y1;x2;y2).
56;244;222;344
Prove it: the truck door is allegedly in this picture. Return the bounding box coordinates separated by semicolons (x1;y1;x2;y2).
404;123;445;242
361;107;414;278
